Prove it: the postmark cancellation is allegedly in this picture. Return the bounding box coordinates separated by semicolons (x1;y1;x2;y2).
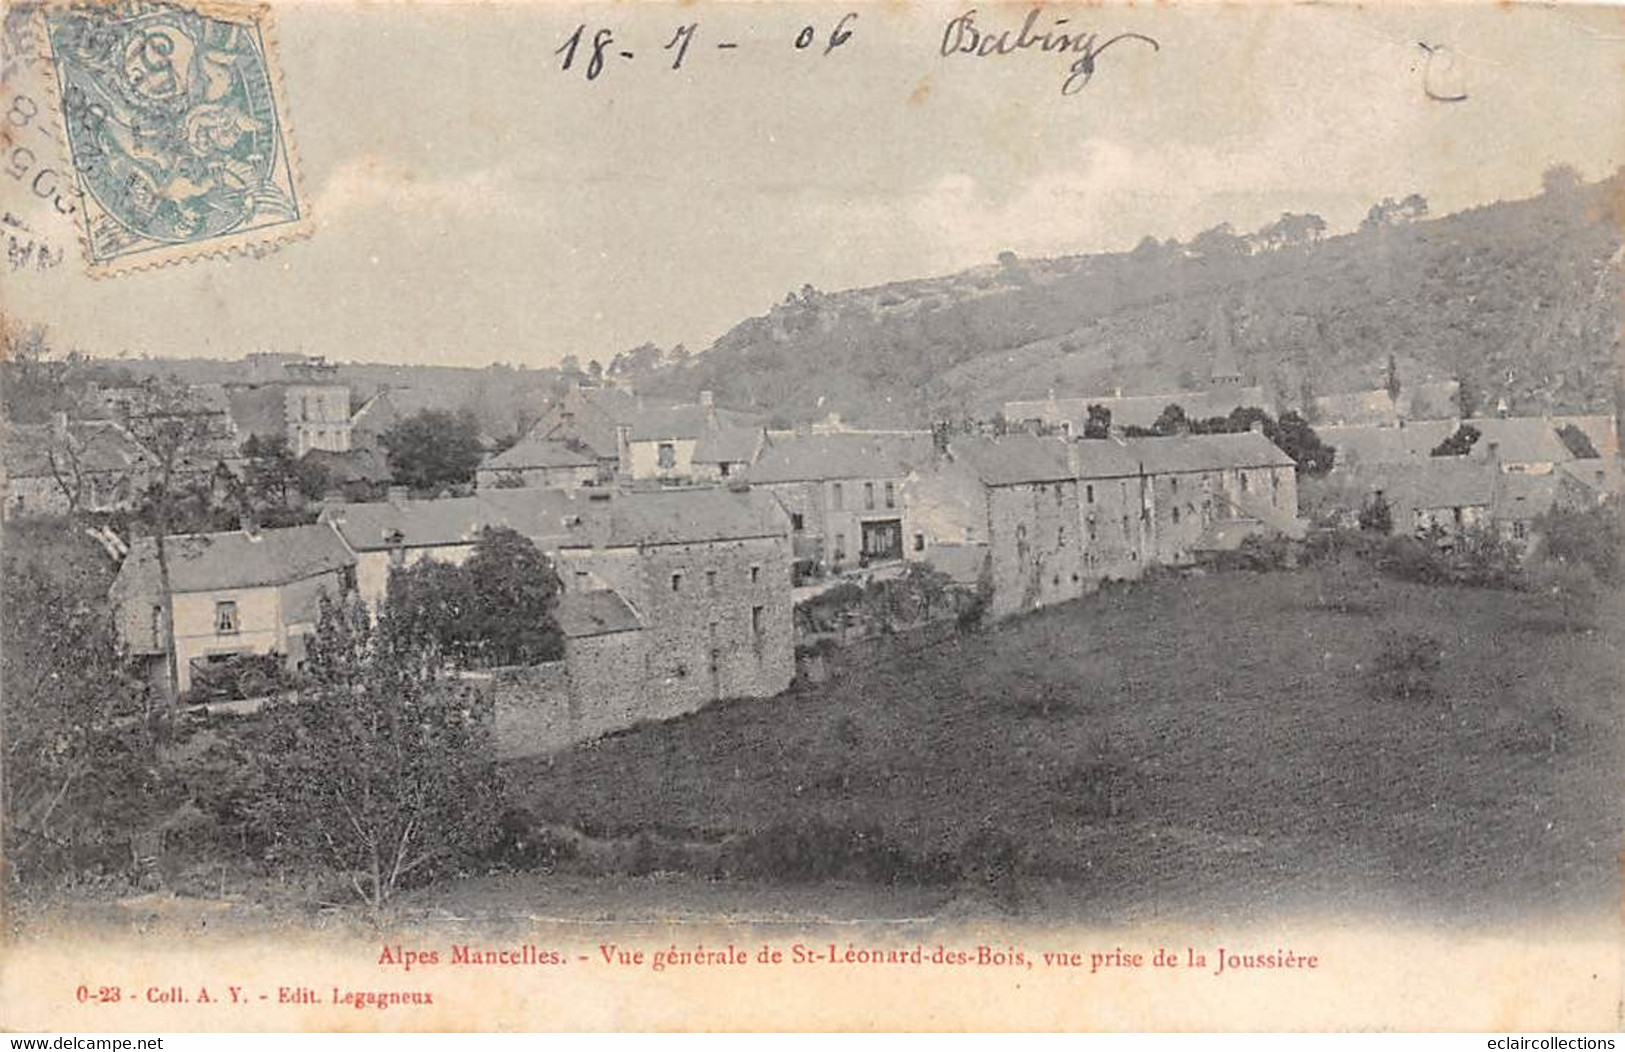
37;0;308;275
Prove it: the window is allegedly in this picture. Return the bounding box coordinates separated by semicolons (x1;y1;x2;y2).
750;565;760;584
832;483;844;510
751;605;765;635
790;512;804;532
1241;472;1250;493
1086;484;1094;504
671;572;683;592
657;443;676;469
1122;515;1130;537
1171;477;1179;494
720;462;731;478
1514;521;1528;540
1088;520;1097;541
913;533;925;552
151;604;164;645
1058;525;1066;547
1171;506;1180;525
1054;483;1063;504
706;569;717;588
864;482;875;510
835;533;846;560
884;482;895;509
215;600;239;635
340;566;357;593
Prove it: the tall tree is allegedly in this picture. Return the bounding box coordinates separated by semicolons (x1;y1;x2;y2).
116;377;240;699
381;408;485;492
461;526;564;667
243;433;330;509
253;594;501;911
2;523;153;871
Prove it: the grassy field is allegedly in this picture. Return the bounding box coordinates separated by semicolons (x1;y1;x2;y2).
509;566;1622;921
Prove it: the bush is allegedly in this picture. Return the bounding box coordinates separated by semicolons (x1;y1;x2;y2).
1234;534;1293;571
1375;535;1449;585
488;808;578;872
1369;630;1442;701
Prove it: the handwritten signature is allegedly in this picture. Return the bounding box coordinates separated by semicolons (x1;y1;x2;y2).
940;8;1159;95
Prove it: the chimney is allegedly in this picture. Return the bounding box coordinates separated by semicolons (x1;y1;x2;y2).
700;390;717;428
1249;420;1265;435
1066;440;1082;478
1112;387;1123;399
615;423;632;476
388;485;409;505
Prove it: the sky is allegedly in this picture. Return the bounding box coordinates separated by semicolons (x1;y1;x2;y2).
5;0;1624;368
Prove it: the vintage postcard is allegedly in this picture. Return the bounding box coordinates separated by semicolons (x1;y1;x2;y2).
1;0;1621;1034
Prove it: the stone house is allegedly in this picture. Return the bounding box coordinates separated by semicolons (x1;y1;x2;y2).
613;393;765;483
226;382;353;456
1354;461;1496;539
744;432;931;574
476;435;601;491
546;487;795;723
3;414;151;519
322;484;796;752
1492;472;1599;552
108;522;357;695
1115;433;1301;567
924;430;1302;619
526;385;763;483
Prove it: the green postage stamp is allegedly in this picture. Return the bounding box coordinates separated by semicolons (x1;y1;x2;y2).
39;0;308;275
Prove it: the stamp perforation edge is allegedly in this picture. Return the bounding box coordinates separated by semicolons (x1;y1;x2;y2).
31;0;313;278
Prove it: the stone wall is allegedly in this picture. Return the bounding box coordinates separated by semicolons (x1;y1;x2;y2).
985;480;1086;619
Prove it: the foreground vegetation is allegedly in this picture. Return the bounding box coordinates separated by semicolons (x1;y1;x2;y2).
511;564;1622;918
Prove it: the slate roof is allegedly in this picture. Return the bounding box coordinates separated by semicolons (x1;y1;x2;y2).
555;590;643;638
626;403;763;442
1549;415;1619;458
1470;417;1573;466
350;388;445;436
324;496;486;551
747;433;916;483
692;426;764;465
1355;461;1498;511
1118;432;1296;474
4;420;150;478
482;435;597;471
323;486;786;553
118;524;355;595
1319;422;1454;467
598;487;788;546
950;435;1074;485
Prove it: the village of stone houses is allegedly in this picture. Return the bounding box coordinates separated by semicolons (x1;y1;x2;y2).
4;170;1622;926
